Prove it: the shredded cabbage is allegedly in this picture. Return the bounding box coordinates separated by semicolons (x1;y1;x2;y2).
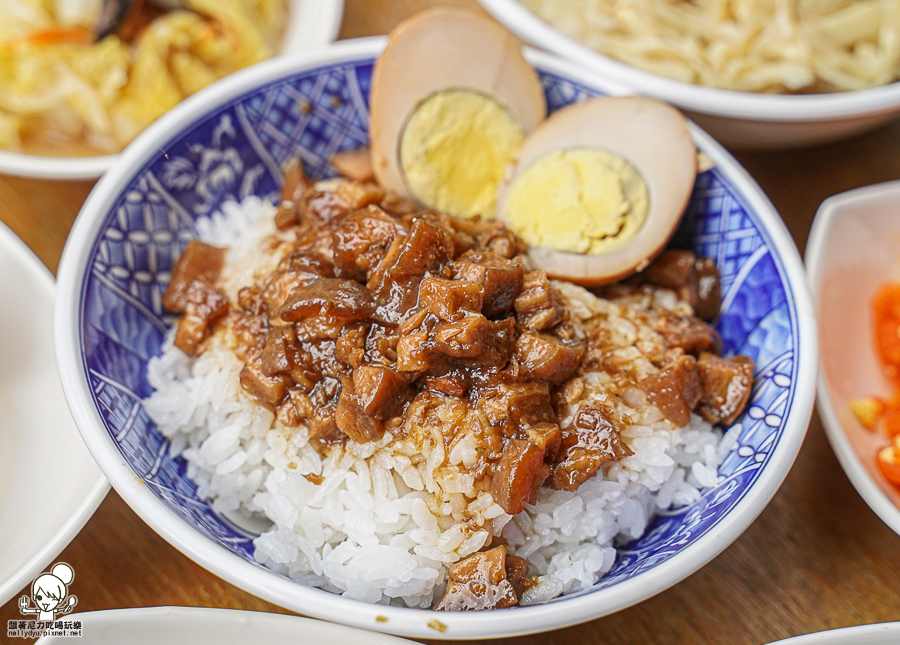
0;0;286;155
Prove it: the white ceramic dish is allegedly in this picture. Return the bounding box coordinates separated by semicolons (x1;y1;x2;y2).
0;0;345;181
35;607;416;644
54;38;817;640
807;180;900;536
766;622;900;645
477;0;900;150
0;222;108;607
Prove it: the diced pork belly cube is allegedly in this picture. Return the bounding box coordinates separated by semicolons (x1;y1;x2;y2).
431;314;516;367
635;250;722;321
697;352;755;426
260;268;319;315
514;329;585;383
454;252;525;317
426;374;468;398
279;385;340;439
298;178;384;227
436;546;520;611
478;381;555;437
639;353;702;427
287;250;335;277
474;220;526;259
396;314;516;374
240;349;291;407
173;278;229;355
655;313;722;356
504;554;531;599
334;322;368;369
368;219;454;324
515;270;564;331
394;330;430;372
641;249;696;289
260;326;296;376
692;256;722;321
389;218;454;278
163;241;225;313
526;422;562;462
414;210;479;257
335;365;410;443
331;148;375;182
490;439;551;515
274;158;308;230
333;178;385;211
280;278;375;323
551;405;633;491
367;237;421;324
418;277;484;319
331;205;405;282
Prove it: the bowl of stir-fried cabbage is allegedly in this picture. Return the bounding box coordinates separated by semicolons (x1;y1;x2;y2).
477;0;900;150
0;0;343;179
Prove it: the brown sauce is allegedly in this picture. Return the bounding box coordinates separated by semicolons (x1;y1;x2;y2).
163;158;754;525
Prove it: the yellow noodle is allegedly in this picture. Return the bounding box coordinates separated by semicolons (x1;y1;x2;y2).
523;0;900;93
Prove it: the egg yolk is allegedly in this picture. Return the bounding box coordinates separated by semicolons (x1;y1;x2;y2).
400;89;525;219
501;148;649;254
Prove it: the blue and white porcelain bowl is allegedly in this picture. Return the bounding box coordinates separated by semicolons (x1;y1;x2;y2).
55;38;817;639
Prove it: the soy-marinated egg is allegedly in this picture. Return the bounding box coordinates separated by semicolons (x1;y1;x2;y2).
369;7;545;219
496;96;697;285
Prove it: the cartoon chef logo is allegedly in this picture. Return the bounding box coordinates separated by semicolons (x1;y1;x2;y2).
19;563;77;622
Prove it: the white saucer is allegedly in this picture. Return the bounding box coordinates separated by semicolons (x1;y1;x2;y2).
806;180;900;537
0;222;108;606
766;622;900;644
36;607;416;644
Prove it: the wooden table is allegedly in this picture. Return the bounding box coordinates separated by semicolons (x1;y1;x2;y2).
4;1;900;643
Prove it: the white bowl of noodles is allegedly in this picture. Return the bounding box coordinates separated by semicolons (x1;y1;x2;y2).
0;0;344;180
477;0;900;150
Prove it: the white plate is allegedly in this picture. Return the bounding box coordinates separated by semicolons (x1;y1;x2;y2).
0;222;108;606
35;607;416;644
806;180;900;536
766;623;900;644
0;0;345;181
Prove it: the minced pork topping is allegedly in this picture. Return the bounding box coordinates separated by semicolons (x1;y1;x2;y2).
161;156;754;610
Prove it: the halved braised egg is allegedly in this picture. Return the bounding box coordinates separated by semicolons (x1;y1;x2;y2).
369;7;546;219
495;96;697;285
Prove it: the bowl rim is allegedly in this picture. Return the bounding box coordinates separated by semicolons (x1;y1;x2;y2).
54;36;818;640
806;179;900;538
0;0;345;181
477;0;900;122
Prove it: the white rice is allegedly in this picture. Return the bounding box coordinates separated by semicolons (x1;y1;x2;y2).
144;197;729;608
